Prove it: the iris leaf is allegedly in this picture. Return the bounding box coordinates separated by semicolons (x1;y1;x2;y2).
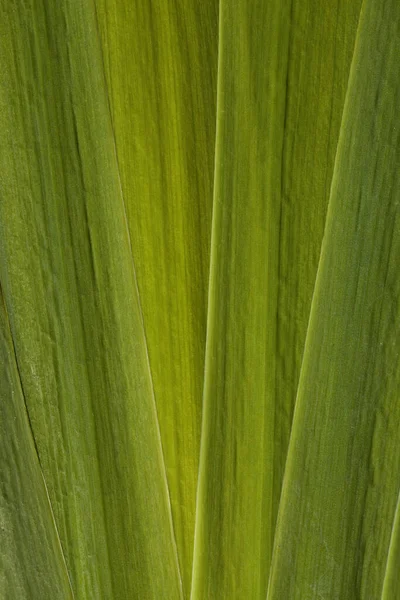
382;491;400;600
191;0;361;597
0;2;182;598
268;1;400;597
94;1;218;592
0;290;74;599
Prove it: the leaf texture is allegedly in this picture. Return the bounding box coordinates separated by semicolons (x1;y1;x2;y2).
382;491;400;600
191;0;361;598
94;1;218;592
0;1;182;598
267;0;400;597
0;291;73;599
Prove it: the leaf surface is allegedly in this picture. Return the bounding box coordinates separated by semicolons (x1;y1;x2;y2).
382;491;400;600
268;0;400;597
94;1;219;592
191;0;361;597
0;291;73;599
0;1;182;598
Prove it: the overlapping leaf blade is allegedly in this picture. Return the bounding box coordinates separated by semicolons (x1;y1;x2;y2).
2;0;400;598
0;1;182;598
0;291;73;599
268;0;400;597
94;1;218;592
191;1;361;597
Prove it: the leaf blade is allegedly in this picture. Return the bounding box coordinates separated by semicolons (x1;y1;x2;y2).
94;1;219;592
268;1;400;597
0;1;182;597
0;291;74;600
192;0;361;597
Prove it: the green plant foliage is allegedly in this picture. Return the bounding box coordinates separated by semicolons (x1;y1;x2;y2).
93;2;218;592
2;0;400;598
191;1;361;597
268;0;400;597
382;492;400;600
0;1;181;598
0;291;73;599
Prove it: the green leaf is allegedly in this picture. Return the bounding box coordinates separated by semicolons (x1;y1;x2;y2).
382;491;400;600
0;291;73;599
191;0;361;597
267;1;400;597
0;2;182;598
94;1;218;592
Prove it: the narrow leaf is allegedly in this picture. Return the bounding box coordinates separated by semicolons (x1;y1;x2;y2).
0;1;182;597
382;491;400;599
94;1;218;592
192;0;361;597
0;291;73;599
268;1;400;597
